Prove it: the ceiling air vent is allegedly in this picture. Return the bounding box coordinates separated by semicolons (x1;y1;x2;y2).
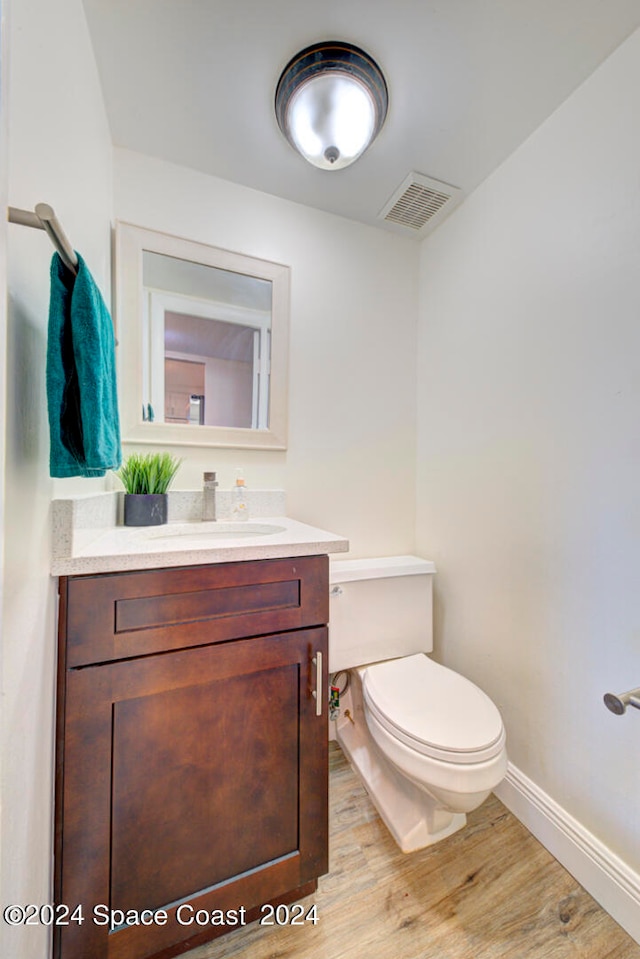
378;172;462;237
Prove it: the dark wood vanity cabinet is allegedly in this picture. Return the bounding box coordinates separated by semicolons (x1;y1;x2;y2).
54;555;329;959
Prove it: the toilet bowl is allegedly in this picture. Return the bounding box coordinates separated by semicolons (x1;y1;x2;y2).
329;556;507;853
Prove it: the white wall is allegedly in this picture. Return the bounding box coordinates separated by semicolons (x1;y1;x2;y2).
114;148;419;557
417;22;640;893
1;1;113;957
0;4;10;948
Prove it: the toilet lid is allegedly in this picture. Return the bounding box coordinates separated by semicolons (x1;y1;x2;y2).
361;654;506;764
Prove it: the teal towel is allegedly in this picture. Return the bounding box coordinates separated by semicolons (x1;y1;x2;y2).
46;252;121;478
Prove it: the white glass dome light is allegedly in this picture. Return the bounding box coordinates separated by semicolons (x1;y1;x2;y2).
286;73;376;170
275;42;388;171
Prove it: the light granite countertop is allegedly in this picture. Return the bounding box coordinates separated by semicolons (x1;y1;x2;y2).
51;491;349;576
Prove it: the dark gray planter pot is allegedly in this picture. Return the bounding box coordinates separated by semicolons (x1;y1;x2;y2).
124;493;168;526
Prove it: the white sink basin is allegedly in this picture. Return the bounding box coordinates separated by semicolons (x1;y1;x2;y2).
141;521;287;543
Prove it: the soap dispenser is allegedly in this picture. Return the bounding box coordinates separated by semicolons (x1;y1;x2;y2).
232;469;249;521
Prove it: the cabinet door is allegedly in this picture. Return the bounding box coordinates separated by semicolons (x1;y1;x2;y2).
55;627;327;959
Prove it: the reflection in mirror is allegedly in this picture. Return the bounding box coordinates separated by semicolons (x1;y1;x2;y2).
116;223;290;449
142;252;272;430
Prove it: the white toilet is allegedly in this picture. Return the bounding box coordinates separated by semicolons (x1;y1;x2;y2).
329;556;507;853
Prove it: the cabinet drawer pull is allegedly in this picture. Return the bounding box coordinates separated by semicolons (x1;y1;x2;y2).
312;651;323;717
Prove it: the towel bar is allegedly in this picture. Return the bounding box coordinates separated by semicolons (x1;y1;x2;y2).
8;203;78;275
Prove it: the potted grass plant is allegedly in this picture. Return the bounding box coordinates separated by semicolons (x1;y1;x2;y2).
118;452;182;526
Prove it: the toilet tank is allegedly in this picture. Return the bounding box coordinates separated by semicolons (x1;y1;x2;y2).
329;556;436;673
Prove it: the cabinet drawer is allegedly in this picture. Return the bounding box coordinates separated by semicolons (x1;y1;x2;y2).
61;555;328;667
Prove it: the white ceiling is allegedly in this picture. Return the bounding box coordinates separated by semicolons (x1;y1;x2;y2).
82;0;640;236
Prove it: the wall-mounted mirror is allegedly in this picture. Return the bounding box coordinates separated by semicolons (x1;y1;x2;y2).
115;222;290;449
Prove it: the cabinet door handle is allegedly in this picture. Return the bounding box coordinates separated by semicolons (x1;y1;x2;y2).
312;651;323;717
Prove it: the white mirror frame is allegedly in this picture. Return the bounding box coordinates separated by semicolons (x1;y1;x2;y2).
115;221;290;450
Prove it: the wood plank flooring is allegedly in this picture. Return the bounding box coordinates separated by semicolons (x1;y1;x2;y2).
187;743;640;959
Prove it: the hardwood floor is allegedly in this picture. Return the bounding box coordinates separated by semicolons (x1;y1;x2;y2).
187;742;640;959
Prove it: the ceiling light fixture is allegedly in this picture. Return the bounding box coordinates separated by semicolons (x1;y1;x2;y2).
275;41;388;171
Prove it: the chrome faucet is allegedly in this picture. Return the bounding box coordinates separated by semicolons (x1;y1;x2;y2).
202;471;218;521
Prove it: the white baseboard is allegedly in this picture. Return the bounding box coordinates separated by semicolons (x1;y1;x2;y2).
494;762;640;944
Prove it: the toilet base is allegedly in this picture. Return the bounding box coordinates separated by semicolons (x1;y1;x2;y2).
335;682;467;853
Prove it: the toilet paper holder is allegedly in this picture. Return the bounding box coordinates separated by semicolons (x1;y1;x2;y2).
603;687;640;715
